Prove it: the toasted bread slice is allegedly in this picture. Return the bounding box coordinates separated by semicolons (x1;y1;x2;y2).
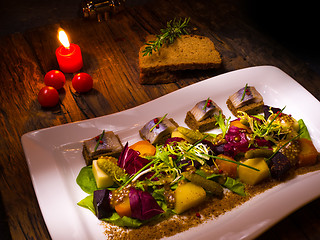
139;35;221;84
139;71;180;84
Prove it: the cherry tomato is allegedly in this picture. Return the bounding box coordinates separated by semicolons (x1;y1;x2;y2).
72;73;93;93
38;86;60;107
44;70;66;90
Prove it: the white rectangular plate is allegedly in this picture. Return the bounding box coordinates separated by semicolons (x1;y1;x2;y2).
21;66;320;240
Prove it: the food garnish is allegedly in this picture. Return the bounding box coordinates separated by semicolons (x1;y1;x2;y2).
94;130;105;151
240;83;248;101
202;97;211;111
149;114;168;132
142;17;190;56
76;92;319;238
215;111;230;138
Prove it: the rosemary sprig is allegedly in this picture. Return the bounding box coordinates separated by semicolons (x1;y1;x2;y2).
142;17;190;56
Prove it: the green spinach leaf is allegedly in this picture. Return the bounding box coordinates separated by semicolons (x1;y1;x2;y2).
102;213;143;228
77;195;143;228
76;166;98;194
298;119;311;140
77;195;95;214
223;177;246;196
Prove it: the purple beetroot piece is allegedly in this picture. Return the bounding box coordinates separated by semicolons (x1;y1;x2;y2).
93;189;113;219
268;152;291;180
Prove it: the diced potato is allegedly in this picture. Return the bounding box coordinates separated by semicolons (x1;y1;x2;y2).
238;158;270;185
92;160;114;188
174;182;206;214
297;138;319;167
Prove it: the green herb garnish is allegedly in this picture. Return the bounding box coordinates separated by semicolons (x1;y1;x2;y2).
94;130;105;151
298;119;311;140
118;158;158;192
215;111;230;138
202;154;260;171
202;97;210;111
237;106;287;143
150;114;168;132
241;83;248;101
266;106;286;130
177;134;209;162
142;17;190;56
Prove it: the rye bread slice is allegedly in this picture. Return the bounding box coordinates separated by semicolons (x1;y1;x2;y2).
138;35;221;84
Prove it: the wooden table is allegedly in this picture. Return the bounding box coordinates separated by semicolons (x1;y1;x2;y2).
1;0;319;239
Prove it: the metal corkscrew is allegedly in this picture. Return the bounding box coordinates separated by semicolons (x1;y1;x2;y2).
82;0;126;22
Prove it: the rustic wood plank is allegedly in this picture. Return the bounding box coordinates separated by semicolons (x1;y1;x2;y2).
0;34;53;240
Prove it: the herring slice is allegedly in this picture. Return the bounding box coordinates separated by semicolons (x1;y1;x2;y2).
82;131;123;165
190;99;221;121
228;86;263;109
139;117;178;144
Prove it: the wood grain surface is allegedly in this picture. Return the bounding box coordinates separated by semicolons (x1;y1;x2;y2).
0;0;319;239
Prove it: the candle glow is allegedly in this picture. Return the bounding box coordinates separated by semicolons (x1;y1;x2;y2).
55;28;83;73
58;29;70;48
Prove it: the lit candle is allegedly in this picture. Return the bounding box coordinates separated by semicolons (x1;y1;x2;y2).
55;29;83;73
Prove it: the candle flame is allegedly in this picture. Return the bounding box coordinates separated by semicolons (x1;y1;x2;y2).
58;29;70;48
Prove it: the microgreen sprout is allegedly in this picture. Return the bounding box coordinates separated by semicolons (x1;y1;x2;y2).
237;106;287;143
215;111;230;138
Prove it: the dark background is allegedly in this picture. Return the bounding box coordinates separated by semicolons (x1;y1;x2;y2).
1;0;319;74
0;1;319;239
245;1;319;74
